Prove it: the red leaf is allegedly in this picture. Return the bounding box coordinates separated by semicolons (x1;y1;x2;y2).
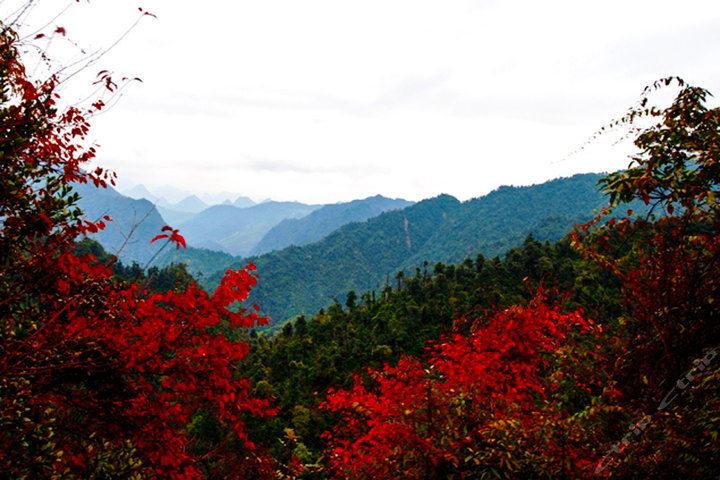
150;234;168;244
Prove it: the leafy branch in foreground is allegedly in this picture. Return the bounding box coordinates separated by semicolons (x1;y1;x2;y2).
0;19;276;479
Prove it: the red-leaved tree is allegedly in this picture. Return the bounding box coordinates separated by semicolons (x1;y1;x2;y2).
0;18;275;479
322;296;604;478
570;78;720;477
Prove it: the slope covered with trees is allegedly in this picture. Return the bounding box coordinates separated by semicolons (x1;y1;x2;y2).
238;235;621;465
400;173;614;269
158;245;238;279
211;173;624;325
157;195;414;278
2;4;719;476
251;195;414;255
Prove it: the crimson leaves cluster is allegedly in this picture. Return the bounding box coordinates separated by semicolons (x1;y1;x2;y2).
0;23;275;479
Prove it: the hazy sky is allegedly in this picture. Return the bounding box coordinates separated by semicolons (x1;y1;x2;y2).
9;0;720;204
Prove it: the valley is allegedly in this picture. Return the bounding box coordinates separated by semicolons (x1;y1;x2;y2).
78;172;640;326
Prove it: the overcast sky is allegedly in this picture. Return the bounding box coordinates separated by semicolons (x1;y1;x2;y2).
9;0;720;204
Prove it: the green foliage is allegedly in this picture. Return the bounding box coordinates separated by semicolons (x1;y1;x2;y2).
240;236;617;464
600;78;719;217
156;245;237;279
75;239;195;293
209;174;625;325
251;195;413;256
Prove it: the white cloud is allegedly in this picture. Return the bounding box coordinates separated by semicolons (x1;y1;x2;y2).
7;0;720;203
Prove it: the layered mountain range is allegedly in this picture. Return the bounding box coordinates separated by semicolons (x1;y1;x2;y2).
204;173;621;324
75;172;628;324
75;183;412;265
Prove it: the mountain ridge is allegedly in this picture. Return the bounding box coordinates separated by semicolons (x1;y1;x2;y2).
72;182;167;265
205;173;618;324
175;201;321;257
250;195;414;256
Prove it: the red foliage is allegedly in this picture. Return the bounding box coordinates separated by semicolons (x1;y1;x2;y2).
567;80;720;476
0;22;275;479
151;225;188;250
322;298;599;478
572;81;720;390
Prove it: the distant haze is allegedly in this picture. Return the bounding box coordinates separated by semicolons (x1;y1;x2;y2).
10;0;720;203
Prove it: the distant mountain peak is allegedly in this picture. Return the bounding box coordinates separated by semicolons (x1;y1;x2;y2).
71;182;167;265
122;184;159;203
250;195;414;256
233;196;255;208
174;195;208;213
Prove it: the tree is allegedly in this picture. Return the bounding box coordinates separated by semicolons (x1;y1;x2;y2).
322;296;601;479
573;77;720;385
0;18;275;479
320;79;720;478
571;78;720;476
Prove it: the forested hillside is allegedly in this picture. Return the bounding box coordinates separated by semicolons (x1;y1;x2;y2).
238;235;623;465
3;10;719;478
251;195;413;255
400;173;613;269
157;195;414;277
74;239;197;294
211;173;623;325
158;245;238;278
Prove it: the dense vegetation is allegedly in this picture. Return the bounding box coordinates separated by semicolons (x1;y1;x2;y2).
238;235;622;465
2;6;719;478
208;174;638;325
0;23;274;478
74;239;196;294
250;195;414;256
153;245;238;280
